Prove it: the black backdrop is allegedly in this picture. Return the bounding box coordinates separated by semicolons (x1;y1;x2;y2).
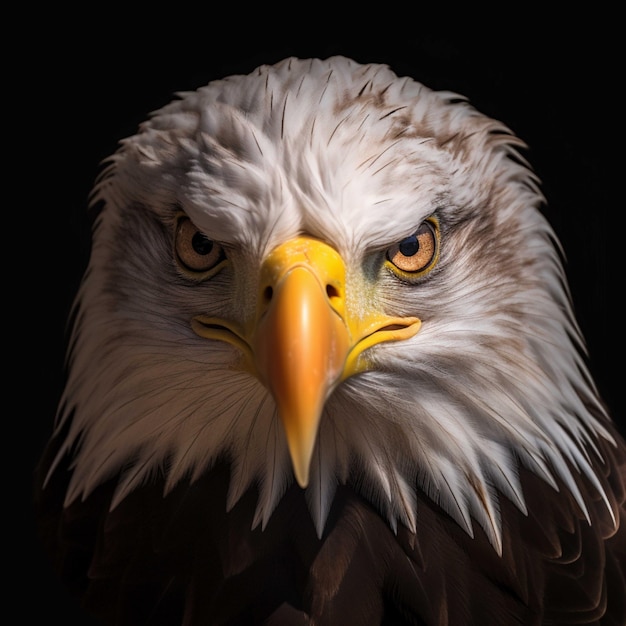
18;12;622;625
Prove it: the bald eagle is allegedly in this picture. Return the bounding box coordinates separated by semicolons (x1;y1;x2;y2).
35;56;626;625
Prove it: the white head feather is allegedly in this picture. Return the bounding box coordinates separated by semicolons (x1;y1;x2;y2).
49;56;615;555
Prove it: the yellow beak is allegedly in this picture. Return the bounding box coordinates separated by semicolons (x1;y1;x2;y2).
192;237;421;488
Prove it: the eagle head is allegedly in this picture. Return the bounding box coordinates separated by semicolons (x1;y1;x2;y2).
46;56;617;560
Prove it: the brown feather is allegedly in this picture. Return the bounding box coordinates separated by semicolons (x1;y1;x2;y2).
34;419;626;625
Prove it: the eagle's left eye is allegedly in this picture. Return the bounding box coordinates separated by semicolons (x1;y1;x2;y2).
386;219;439;278
175;216;226;276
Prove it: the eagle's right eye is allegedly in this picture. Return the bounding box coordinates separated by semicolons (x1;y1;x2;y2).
175;216;226;275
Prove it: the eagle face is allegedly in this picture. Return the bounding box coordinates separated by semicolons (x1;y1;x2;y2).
48;56;616;548
43;58;623;600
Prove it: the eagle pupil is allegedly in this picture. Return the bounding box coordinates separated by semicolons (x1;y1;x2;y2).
399;236;419;256
192;232;213;255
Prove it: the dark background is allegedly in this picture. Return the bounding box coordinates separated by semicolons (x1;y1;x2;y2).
17;12;621;625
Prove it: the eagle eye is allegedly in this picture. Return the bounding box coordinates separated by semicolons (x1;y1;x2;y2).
386;219;439;278
175;216;226;275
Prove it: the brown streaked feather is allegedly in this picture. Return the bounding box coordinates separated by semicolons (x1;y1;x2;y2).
34;420;626;625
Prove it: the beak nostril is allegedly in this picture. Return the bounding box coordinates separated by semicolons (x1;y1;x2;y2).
263;286;273;303
326;284;340;300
